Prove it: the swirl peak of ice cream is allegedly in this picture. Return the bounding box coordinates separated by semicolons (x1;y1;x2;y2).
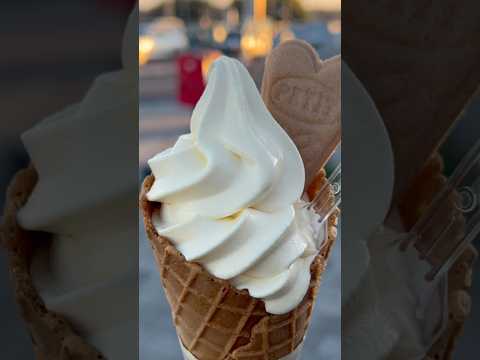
147;56;325;314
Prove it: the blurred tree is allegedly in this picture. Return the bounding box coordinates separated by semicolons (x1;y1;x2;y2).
270;0;307;21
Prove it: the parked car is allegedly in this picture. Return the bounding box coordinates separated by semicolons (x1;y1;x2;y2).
143;17;189;61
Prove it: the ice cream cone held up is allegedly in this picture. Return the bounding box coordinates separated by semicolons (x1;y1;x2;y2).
142;46;340;360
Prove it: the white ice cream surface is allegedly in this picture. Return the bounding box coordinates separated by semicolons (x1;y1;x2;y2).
147;56;325;315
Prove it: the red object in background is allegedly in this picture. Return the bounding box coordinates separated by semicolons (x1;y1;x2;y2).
177;54;206;107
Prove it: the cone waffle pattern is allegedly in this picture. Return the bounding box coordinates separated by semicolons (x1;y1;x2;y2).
1;166;104;360
141;172;338;360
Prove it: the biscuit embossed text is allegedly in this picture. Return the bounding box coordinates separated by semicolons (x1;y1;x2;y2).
271;78;335;124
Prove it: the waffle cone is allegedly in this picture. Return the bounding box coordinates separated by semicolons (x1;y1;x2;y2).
1;166;104;359
140;170;338;360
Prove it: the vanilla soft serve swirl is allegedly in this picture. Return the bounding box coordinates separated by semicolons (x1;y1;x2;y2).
147;57;325;314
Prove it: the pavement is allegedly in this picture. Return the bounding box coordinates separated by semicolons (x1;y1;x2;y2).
140;62;178;100
139;97;191;168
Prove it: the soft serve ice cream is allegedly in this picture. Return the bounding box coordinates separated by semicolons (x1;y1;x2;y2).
16;6;138;359
147;56;326;314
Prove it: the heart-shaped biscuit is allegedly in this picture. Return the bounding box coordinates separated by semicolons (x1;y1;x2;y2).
261;40;340;188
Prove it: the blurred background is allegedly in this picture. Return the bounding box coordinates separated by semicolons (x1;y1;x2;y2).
138;1;341;359
0;1;135;358
440;91;480;359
